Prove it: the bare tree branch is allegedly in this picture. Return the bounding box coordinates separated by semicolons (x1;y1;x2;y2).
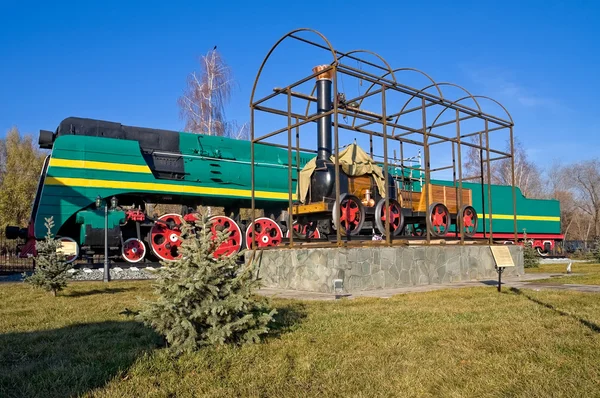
177;48;247;140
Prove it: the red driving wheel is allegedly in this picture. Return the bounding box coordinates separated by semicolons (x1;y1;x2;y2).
460;205;478;238
150;213;184;262
375;198;404;236
245;217;283;249
286;221;321;239
332;193;365;236
427;203;450;237
209;215;243;258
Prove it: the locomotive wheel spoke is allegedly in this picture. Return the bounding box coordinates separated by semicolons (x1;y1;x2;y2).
122;238;146;263
245;217;283;249
209;215;243;258
427;203;450;237
150;213;184;262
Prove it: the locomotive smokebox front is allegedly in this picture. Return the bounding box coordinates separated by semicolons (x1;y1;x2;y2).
310;65;348;202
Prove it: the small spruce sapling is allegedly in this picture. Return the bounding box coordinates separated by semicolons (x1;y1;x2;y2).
136;213;276;355
522;229;540;268
23;216;75;296
592;236;600;263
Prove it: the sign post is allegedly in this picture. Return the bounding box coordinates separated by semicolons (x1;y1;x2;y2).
490;246;515;292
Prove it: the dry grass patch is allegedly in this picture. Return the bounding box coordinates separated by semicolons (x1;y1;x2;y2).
1;280;599;397
528;261;600;285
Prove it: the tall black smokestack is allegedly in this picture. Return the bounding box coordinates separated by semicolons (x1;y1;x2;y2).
313;65;333;162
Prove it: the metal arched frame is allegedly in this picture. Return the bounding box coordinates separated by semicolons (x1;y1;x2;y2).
247;27;518;251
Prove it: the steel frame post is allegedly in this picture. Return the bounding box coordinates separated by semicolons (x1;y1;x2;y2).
485;120;493;244
333;66;342;246
510;126;518;242
456;109;464;244
479;132;486;239
382;86;390;245
422;97;431;244
287;88;294;248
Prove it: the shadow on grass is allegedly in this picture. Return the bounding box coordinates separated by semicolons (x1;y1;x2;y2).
266;302;308;339
509;287;600;334
0;321;161;398
66;287;138;297
479;280;502;286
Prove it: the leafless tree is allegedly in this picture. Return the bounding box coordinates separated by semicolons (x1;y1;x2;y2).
461;135;494;184
570;159;600;237
177;48;247;140
461;135;544;198
494;137;544;198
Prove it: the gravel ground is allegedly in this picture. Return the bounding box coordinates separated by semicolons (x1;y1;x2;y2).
68;266;160;281
0;266;161;283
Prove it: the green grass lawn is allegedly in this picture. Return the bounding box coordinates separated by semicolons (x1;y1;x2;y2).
1;280;600;397
527;261;600;285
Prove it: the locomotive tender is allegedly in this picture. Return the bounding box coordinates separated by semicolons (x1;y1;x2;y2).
5;67;563;263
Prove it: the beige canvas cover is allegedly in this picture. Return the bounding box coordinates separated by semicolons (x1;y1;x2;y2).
297;143;387;203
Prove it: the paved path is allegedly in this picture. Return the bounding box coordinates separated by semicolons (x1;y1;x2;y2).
256;273;600;301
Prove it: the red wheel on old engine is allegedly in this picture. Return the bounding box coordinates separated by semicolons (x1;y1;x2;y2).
122;238;146;263
460;205;478;238
150;213;184;262
285;221;321;239
332;193;365;236
245;217;283;249
209;215;243;257
427;202;450;237
374;198;405;237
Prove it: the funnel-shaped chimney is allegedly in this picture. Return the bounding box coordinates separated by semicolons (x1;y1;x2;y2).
313;65;333;162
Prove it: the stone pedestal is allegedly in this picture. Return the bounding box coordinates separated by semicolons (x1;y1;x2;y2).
244;245;524;294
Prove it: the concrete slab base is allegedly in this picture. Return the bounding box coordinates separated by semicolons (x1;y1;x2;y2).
245;244;524;294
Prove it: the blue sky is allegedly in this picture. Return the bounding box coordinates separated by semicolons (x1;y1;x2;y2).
1;0;598;177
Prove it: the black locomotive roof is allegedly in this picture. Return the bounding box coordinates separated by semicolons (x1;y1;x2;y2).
39;116;180;153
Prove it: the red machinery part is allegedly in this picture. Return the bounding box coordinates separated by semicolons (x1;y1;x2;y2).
121;238;147;263
126;209;146;222
209;215;243;257
286;221;321;239
150;213;184;262
245;217;283;249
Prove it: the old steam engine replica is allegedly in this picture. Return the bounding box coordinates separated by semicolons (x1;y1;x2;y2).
289;65;474;240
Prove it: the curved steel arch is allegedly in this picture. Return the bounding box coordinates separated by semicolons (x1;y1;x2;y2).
426;95;479;135
348;67;444;128
249;28;338;106
472;95;514;125
301;49;398;118
390;81;482;136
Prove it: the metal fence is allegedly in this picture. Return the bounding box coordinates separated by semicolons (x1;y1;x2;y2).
0;236;35;273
